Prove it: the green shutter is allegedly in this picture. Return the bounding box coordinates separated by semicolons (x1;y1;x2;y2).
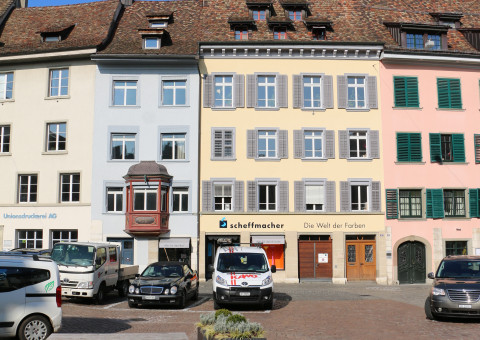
426;189;444;218
475;134;480;164
397;132;422;162
429;133;442;162
405;77;419;107
449;79;462;109
394;76;419;108
452;134;465;162
409;133;422;162
386;189;398;219
437;78;462;109
469;189;479;218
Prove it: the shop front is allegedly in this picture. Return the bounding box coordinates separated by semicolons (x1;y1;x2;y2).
158;237;192;265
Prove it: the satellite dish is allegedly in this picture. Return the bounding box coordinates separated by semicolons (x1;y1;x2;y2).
425;39;435;49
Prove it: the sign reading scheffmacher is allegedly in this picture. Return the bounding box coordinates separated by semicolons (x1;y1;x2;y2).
219;219;284;229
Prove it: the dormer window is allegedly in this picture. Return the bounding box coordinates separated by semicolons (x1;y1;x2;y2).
150;21;168;28
44;35;61;42
430;12;463;29
312;27;326;40
40;25;74;43
288;9;302;21
228;17;255;40
273;27;287;40
144;36;160;49
253;9;266;21
385;23;448;51
304;19;331;41
235;28;248;40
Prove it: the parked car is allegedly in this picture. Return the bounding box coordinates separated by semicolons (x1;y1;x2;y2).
127;261;199;309
9;248;51;256
0;253;62;340
425;255;480;320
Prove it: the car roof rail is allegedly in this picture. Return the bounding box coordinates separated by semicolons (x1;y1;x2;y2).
218;239;263;248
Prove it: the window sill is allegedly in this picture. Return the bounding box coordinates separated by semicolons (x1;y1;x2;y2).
254;107;280;111
301;107;326;112
432;161;469;165
301;158;328;162
436;108;465;111
103;212;124;215
345;108;371;112
159;159;190;162
346;158;373;162
107;159;138;163
394;161;426;165
397;218;427;221
254;158;282;162
109;105;141;109
171;212;192;215
211;158;237;161
443;217;468;220
0;99;14;103
59;202;81;205
45;95;70;100
211;107;237;111
0;152;12;157
158;105;190;108
42;151;68;155
392;106;422;110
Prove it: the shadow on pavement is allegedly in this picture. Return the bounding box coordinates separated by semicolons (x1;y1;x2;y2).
59;316;141;333
215;292;292;312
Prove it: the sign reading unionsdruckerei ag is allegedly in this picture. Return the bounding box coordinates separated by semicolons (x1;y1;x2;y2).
217;218;371;230
3;212;57;219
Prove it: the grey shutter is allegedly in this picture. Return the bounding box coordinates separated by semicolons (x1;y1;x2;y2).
247;181;257;212
369;130;380;159
340;181;350;212
278;181;289;212
278;75;288;108
368;76;378;109
325;130;335;159
323;75;334;109
338;130;348;159
337;75;347;109
203;74;213;108
234;181;244;212
279;130;288;159
234;74;245;108
247;130;257;159
325;181;336;212
292;75;302;108
293;130;303;158
246;74;256;108
202;180;212;212
371;181;381;212
294;181;305;212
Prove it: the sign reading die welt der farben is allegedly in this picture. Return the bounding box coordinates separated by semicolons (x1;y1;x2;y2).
304;221;366;230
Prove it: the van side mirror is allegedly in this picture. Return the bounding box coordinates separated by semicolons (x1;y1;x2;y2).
271;265;276;273
427;272;435;279
135;274;140;279
208;264;214;272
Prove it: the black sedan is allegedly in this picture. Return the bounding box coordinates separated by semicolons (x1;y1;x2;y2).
127;261;199;309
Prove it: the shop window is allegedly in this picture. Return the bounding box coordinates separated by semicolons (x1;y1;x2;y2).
158;247;191;265
445;241;468;256
262;244;284;270
17;230;43;249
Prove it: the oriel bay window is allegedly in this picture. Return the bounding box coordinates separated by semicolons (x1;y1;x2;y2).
134;188;157;211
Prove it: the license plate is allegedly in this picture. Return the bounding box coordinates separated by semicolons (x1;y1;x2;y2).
459;304;472;308
239;292;250;296
143;295;157;300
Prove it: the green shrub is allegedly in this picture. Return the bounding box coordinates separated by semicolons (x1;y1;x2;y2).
198;310;264;339
214;308;232;319
226;314;247;324
199;312;216;326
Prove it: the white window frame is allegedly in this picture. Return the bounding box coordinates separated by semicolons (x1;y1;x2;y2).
349;179;370;212
133;187;157;211
51;230;78;247
347;76;366;109
303;129;324;159
172;187;189;213
60;173;80;203
17;230;43;249
257;75;276;108
214;75;234;108
160;133;187;160
348;129;369;159
46;122;67;152
144;36;160;49
161;79;187;106
302;75;322;109
111;133;136;160
18;174;38;203
257;130;277;159
0;125;10;153
213;182;234;212
150;21;167;28
258;181;277;211
49;68;69;97
113;80;138;106
0;72;13;100
106;187;124;213
304;180;326;212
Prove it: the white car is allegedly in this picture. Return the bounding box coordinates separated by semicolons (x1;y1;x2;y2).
0;253;62;340
210;245;276;309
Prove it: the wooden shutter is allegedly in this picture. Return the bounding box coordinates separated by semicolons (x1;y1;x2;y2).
247;181;257;212
324;75;334;109
367;76;378;109
386;189;398;219
340;181;350;212
247;130;257;158
234;74;245;108
371;181;381;212
337;75;347;109
405;77;419;107
437;78;461;109
452;133;465;163
449;79;462;109
437;78;449;108
426;189;444;218
292;75;302;108
469;189;479;218
278;181;289;212
234;181;244;212
202;180;212;212
203;74;213;108
369;130;380;159
325;130;335;159
246;74;256;107
325;181;336;212
293;130;303;158
429;133;442;162
475;134;480;164
409;133;422;162
278;75;288;108
294;181;305;212
278;130;288;159
338;130;348;159
396;133;410;162
393;76;407;107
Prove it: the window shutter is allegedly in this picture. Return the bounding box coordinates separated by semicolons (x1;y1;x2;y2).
371;181;381;212
409;133;422;162
386;189;398;219
325;130;335;159
369;130;380;159
212;129;222;159
234;181;244;212
452;133;465;163
426;189;444;218
247;130;257;159
278;75;288;108
405;77;419;107
294;181;305;212
437;78;461;109
393;76;407;107
325;181;336;212
340;181;350;212
429;133;442;162
278;130;288;159
203;74;213;108
323;75;334;109
396;133;410;162
475;134;480;164
338;130;348;159
247;181;257;212
449;79;462;109
293;130;303;158
437;78;449;108
367;76;378;109
279;181;289;212
292;75;302;108
469;189;479;218
246;74;256;108
234;74;245;108
202;180;212;212
337;75;347;109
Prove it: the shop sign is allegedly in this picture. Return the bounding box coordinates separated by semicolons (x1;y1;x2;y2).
304;221;366;229
3;212;57;220
219;218;284;229
318;253;328;263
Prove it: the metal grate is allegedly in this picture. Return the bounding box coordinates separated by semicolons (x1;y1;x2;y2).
140;286;164;295
447;289;480;303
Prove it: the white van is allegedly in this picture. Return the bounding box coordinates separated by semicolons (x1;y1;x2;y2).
209;244;276;309
0;253;62;340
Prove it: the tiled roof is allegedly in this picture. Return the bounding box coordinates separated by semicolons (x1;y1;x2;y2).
0;0;119;57
0;0;14;17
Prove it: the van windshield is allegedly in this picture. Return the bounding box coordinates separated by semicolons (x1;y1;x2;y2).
436;260;480;278
217;252;269;273
51;244;95;267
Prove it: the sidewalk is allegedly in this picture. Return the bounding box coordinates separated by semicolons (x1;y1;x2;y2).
50;333;188;340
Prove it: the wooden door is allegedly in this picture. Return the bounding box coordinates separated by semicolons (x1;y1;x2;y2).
298;240;332;279
398;241;426;284
346;240;376;281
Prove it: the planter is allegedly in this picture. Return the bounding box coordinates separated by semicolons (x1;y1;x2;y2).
197;327;266;340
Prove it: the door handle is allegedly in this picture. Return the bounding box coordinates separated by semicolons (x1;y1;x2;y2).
360;263;364;265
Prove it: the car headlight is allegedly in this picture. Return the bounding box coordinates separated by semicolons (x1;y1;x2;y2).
432;287;445;296
135;288;140;294
170;286;178;295
129;285;135;294
77;281;93;289
216;275;227;286
262;276;272;286
164;288;170;295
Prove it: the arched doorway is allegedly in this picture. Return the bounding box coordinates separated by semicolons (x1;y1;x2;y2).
398;241;426;284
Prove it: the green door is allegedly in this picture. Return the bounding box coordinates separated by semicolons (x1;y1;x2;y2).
398;241;426;284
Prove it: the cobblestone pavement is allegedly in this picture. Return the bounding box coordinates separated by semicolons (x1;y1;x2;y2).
56;281;480;340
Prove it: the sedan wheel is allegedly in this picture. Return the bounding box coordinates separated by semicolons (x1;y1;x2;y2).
424;297;437;320
178;291;186;309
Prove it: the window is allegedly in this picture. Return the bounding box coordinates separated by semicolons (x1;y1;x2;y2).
475;134;480;164
427;34;441;50
258;130;277;158
18;175;37;203
133;188;157;211
396;132;422;162
107;187;123;212
253;10;266;20
295;180;335;212
303;76;322;109
161;187;168;212
312;27;326;40
399;190;422;218
446;241;468;256
470;189;480;218
429;133;465;163
393;76;419;108
288;10;302;21
247;129;288;159
347;76;366;109
294;129;334;160
17;230;43;249
172;187;188;212
214;184;232;211
273;27;286;40
113;80;137;106
51;230;77;246
339;129;379;160
304;130;323;158
262;244;285;270
293;74;333;110
247;180;288;212
214;75;233;108
161;133;186;160
235;28;248;40
351;184;368;211
60;173;80;203
0;125;10;153
305;183;325;211
259;184;276;211
46;123;66;152
204;73;244;109
0;267;50;293
111;133;135;160
340;180;381;212
150;21;167;28
338;74;377;110
162;80;186;106
0;72;13;100
406;33;424;49
247;74;287;109
257;75;276;108
349;131;367;158
437;78;462;109
144;37;160;49
212;128;234;160
444;189;465;217
49;68;68;97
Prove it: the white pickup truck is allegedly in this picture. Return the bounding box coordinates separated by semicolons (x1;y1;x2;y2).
50;242;138;304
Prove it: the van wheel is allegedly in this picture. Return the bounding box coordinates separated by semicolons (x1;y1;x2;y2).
95;283;106;305
213;299;222;310
18;315;52;340
425;297;437;320
118;280;128;297
264;299;274;310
